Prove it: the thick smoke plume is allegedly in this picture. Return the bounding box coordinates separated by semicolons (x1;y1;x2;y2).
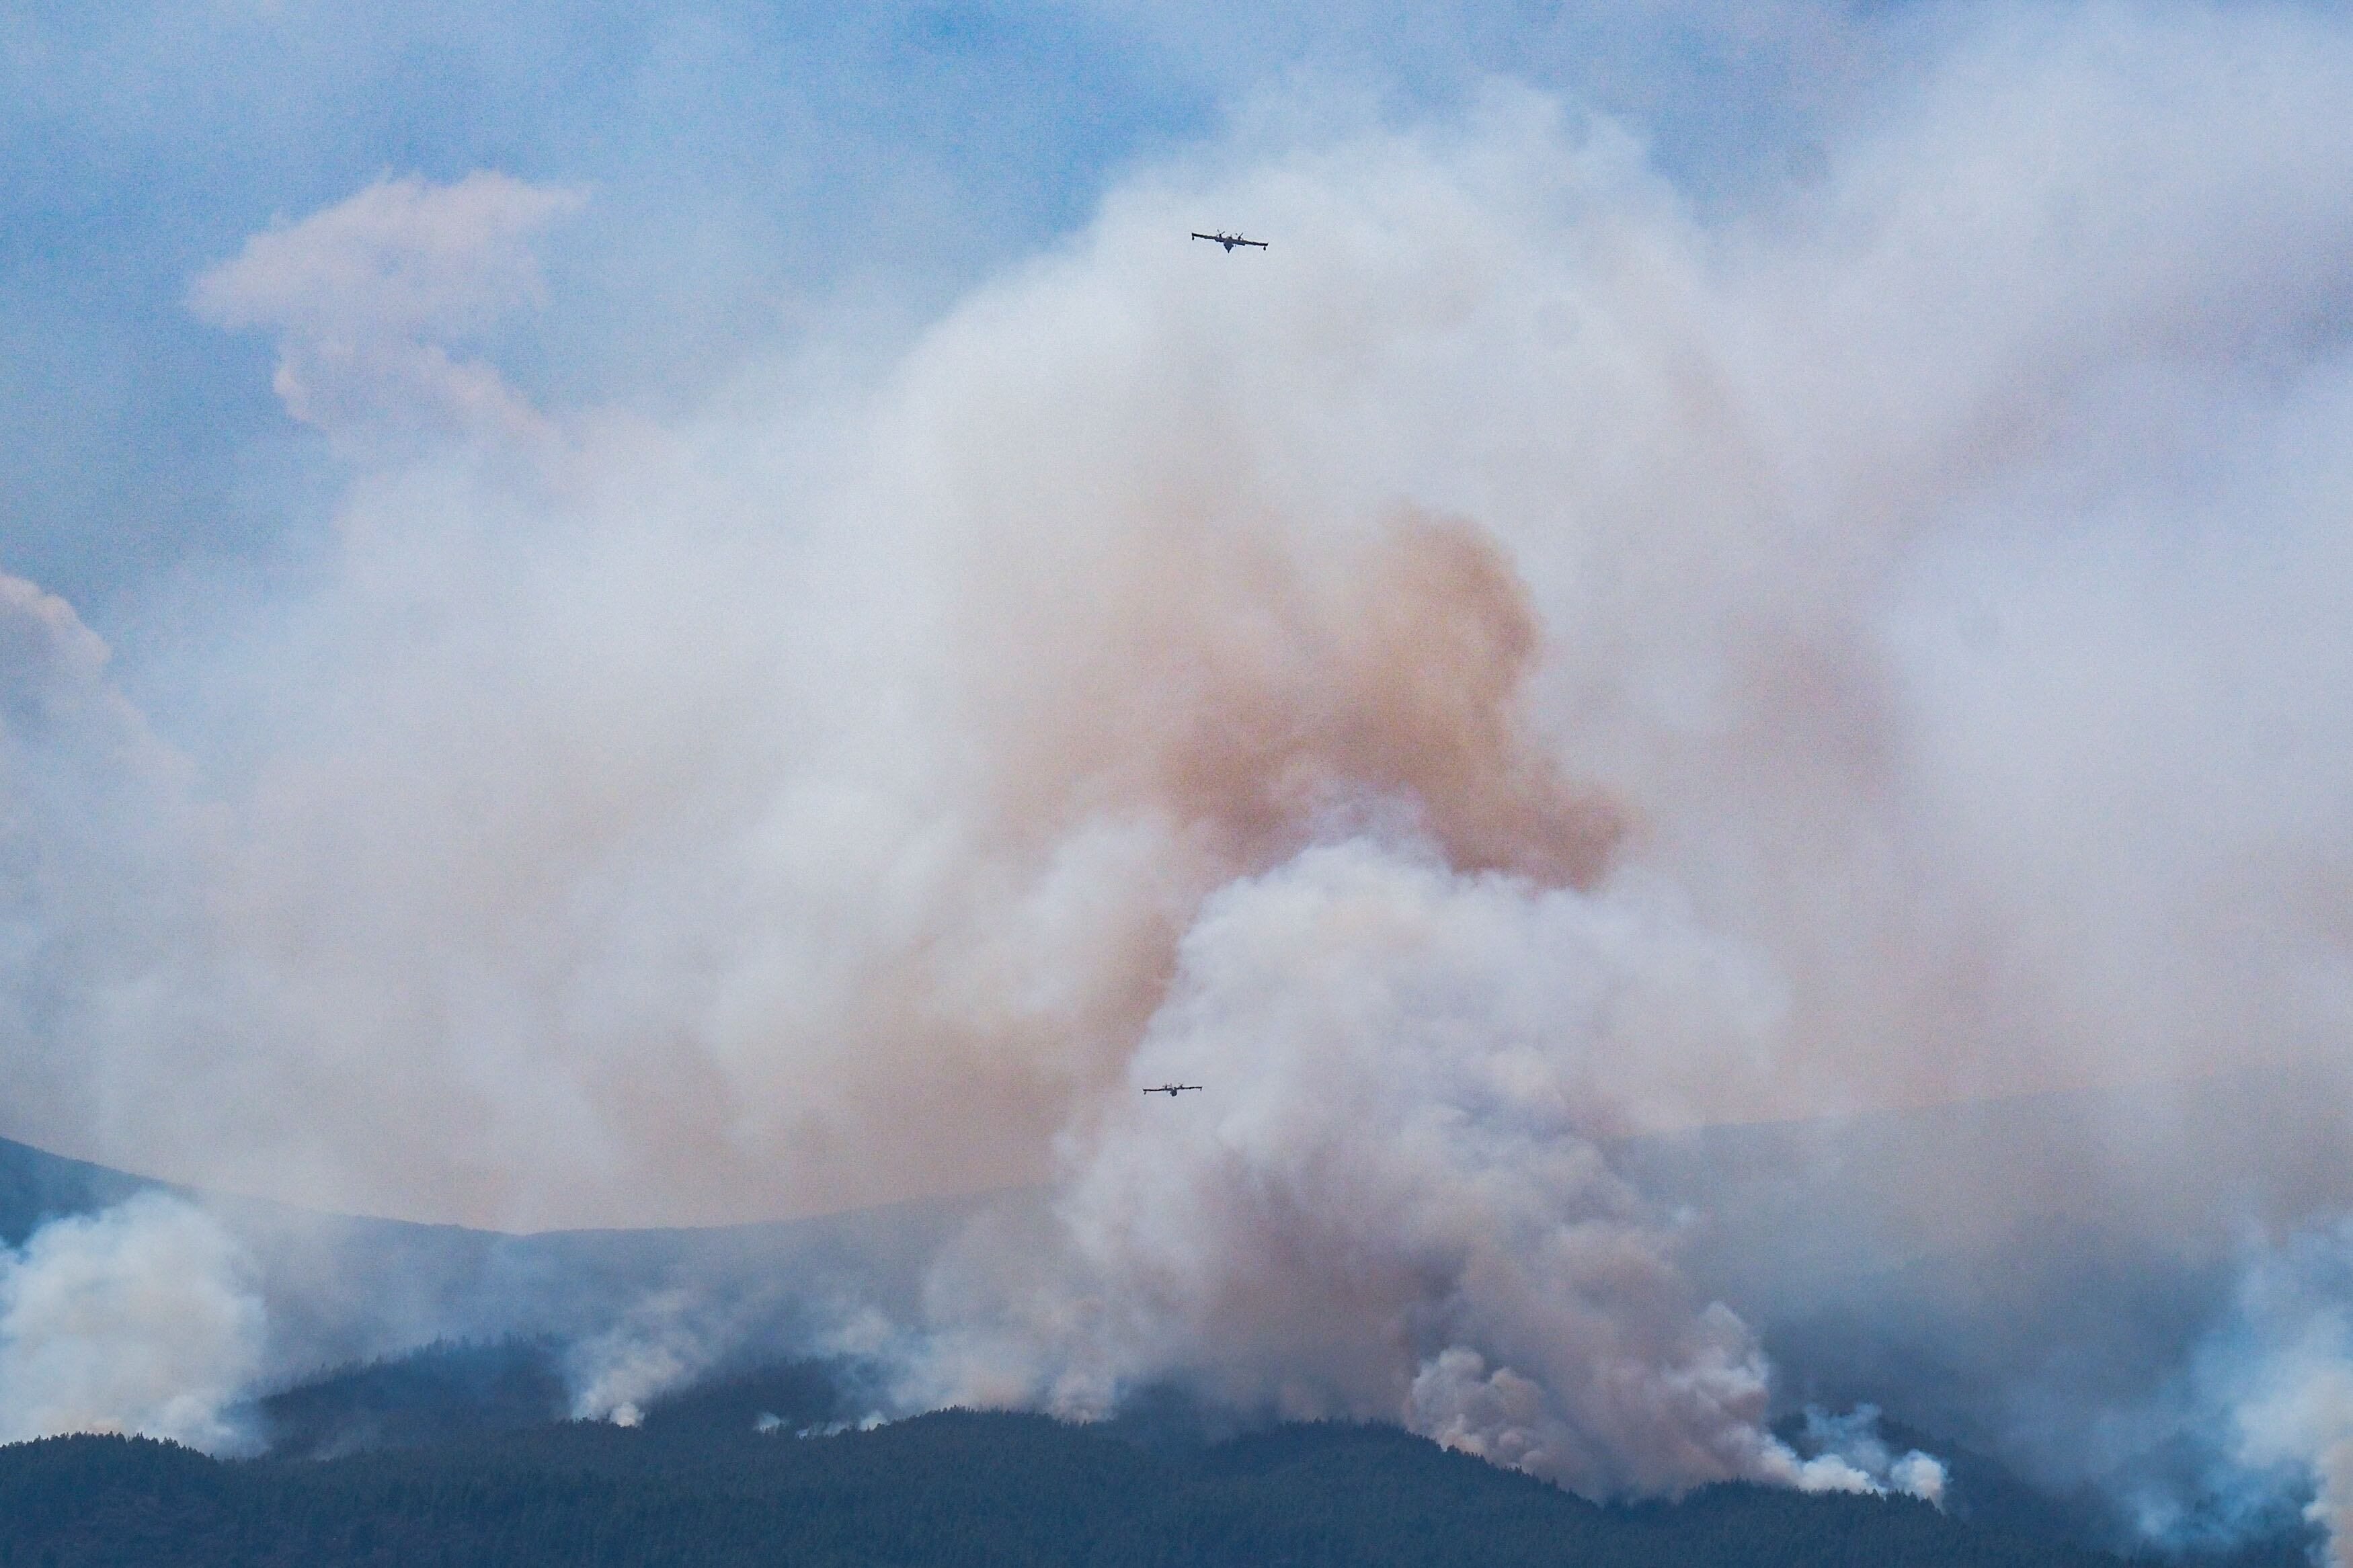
902;839;1817;1494
0;1196;264;1454
1;0;2352;1540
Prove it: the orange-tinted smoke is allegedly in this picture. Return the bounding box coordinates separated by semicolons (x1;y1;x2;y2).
969;506;1621;893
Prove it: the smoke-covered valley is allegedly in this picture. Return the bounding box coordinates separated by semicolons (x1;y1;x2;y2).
5;0;2353;1559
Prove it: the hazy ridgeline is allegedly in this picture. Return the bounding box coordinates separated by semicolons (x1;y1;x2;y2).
5;1;2353;1561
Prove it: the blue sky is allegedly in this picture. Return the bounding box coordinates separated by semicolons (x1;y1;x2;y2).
0;2;1185;611
0;1;1864;624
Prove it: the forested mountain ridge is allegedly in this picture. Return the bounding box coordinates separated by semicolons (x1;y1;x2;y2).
0;1407;2157;1568
0;1137;2311;1567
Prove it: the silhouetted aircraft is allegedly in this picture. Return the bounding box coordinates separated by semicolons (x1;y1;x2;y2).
1192;231;1267;252
1143;1083;1203;1097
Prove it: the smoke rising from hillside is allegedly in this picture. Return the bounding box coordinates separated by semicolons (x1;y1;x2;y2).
0;1196;264;1454
3;0;2353;1542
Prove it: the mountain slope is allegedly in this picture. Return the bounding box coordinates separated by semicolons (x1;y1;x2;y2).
0;1132;165;1247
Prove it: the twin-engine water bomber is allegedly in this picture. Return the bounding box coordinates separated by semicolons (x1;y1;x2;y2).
1144;1083;1203;1097
1192;231;1268;251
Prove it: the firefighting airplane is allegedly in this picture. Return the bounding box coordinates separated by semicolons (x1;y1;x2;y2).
1143;1083;1203;1097
1191;231;1267;252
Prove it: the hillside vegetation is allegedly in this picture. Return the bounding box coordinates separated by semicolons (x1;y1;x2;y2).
0;1403;2159;1568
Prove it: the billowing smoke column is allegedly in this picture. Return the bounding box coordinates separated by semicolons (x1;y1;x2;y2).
0;0;2351;1543
903;837;1926;1497
0;1196;264;1454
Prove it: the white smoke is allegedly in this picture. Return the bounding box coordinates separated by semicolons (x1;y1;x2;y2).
0;1195;266;1453
190;171;584;447
0;0;2348;1532
1798;1406;1948;1505
2200;1224;2353;1566
904;837;1802;1493
78;6;2353;1236
898;835;1946;1499
563;1286;727;1427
